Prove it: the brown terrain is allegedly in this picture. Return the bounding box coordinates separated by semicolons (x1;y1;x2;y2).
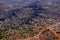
24;22;60;40
0;0;60;40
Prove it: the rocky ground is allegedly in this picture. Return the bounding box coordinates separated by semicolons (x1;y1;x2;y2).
0;0;60;40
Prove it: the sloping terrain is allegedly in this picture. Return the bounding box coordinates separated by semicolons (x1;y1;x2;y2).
0;0;60;40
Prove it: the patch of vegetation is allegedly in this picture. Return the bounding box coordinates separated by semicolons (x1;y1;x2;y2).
0;35;3;39
0;34;7;40
0;35;7;40
11;26;19;30
0;29;6;33
42;29;50;34
28;30;37;37
9;8;21;16
0;29;8;40
18;28;37;37
20;18;32;25
0;17;5;21
8;8;21;19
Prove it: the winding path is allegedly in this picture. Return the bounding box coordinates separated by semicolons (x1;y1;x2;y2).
22;22;60;40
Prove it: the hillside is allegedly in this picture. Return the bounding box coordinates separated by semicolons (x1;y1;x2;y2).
0;0;60;40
